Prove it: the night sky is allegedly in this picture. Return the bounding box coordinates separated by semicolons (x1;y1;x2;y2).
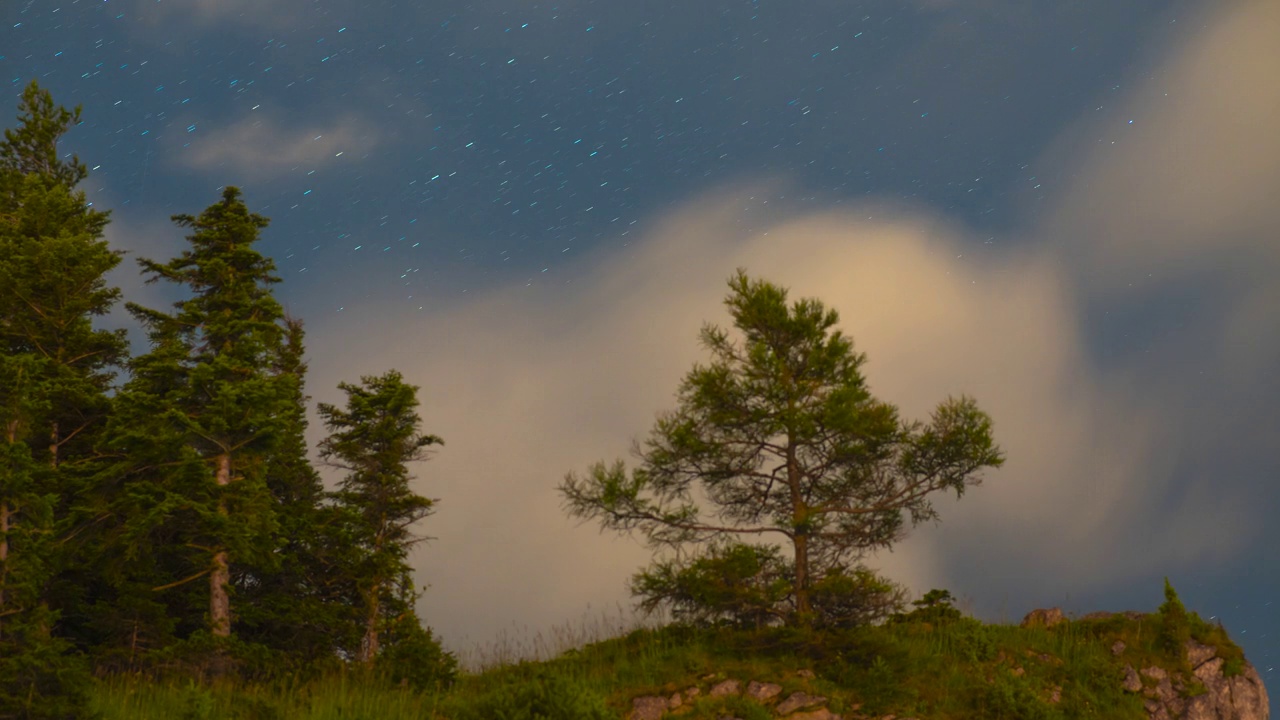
4;0;1276;679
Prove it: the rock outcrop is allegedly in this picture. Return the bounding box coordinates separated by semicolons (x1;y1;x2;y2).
1020;607;1067;628
626;669;914;720
1119;639;1270;720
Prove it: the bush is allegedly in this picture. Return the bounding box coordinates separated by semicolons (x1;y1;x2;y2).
887;588;963;626
1156;578;1191;662
0;623;95;720
375;618;458;691
977;673;1053;720
631;544;791;629
447;670;613;720
809;566;908;629
631;543;907;630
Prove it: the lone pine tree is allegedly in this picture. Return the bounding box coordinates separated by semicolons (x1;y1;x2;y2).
561;271;1004;628
318;370;441;665
115;187;293;649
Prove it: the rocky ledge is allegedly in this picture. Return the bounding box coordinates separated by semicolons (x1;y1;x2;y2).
1028;607;1269;720
627;609;1269;720
1119;637;1270;720
628;669;912;720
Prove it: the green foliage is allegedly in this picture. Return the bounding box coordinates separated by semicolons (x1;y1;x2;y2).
102;185;300;660
808;565;909;629
632;544;791;629
562;270;1003;628
975;672;1053;720
889;588;964;625
318;371;443;665
1156;577;1191;661
375;618;458;691
0;79;120;720
0;604;94;720
0;80;88;188
446;669;613;720
233;318;362;671
632;543;908;631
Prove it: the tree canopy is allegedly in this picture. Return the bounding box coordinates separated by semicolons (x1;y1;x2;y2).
561;270;1004;627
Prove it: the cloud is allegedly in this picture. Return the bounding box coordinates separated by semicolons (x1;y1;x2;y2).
296;187;1245;654
287;1;1280;654
130;0;310;29
1046;0;1280;298
176;113;377;182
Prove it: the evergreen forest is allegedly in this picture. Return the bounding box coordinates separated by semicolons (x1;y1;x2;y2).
0;81;457;716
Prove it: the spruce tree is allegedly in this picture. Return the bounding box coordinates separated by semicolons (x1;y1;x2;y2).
317;371;441;665
0;80;119;716
114;187;291;655
234;318;360;670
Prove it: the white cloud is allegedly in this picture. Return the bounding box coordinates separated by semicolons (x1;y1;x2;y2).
176;113;377;181
1046;1;1280;297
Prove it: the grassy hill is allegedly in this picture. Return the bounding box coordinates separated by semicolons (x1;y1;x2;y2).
87;597;1258;720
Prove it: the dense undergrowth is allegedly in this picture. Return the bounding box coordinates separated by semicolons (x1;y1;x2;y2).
86;591;1248;720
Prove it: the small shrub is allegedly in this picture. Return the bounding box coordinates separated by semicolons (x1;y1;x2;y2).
178;682;215;720
446;669;613;720
375;619;459;691
1156;578;1191;662
630;543;791;629
887;588;963;626
977;673;1054;720
1221;655;1245;677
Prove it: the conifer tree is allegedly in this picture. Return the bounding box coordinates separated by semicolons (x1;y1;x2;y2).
0;81;125;473
562;271;1005;628
234;318;360;668
115;187;291;651
317;371;441;665
0;80;118;716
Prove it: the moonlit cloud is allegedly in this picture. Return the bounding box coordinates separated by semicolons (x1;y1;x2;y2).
177;114;377;181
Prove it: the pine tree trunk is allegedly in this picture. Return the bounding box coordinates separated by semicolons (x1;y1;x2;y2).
787;442;812;624
1;419;16;625
360;580;381;664
48;421;57;470
0;501;9;625
794;532;811;622
210;453;232;638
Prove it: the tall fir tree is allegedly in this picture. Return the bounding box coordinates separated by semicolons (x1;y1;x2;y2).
233;317;362;670
111;187;292;659
317;371;441;665
0;80;121;717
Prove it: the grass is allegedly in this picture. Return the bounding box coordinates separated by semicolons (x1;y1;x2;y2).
86;604;1251;719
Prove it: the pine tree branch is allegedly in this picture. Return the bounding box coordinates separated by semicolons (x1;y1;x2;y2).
152;568;213;592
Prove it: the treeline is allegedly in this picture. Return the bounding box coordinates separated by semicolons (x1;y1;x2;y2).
0;82;456;717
